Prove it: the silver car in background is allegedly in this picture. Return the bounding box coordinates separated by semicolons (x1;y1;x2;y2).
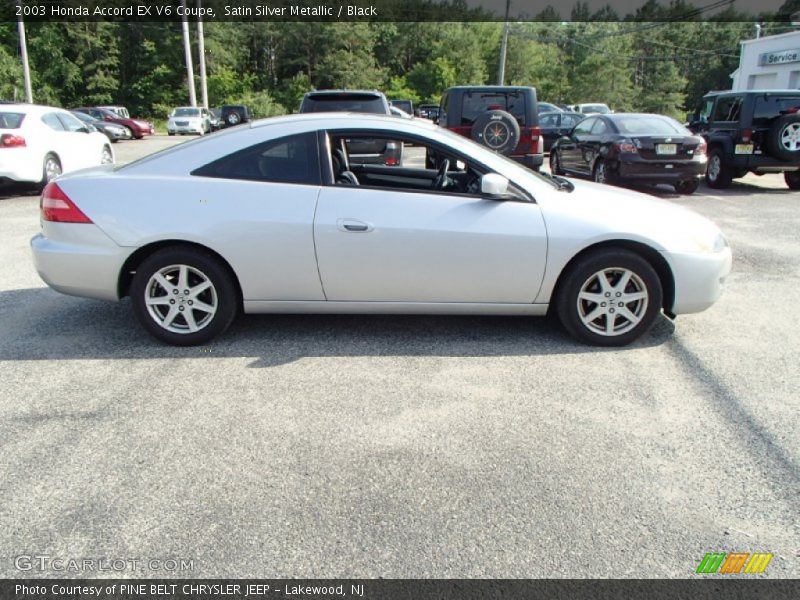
167;106;212;136
31;113;731;347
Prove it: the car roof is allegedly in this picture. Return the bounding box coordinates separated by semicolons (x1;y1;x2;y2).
249;112;438;131
0;103;65;114
540;110;582;116
704;89;800;97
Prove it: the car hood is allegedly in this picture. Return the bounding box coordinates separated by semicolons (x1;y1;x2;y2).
535;177;724;253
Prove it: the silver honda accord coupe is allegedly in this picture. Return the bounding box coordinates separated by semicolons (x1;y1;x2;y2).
31;113;731;346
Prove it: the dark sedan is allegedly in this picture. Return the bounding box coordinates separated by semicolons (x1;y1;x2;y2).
539;111;585;152
549;113;707;194
73;107;155;139
71;110;129;142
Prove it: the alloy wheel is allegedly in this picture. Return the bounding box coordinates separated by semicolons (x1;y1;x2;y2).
44;157;62;182
594;161;607;184
101;147;113;165
780;123;800;152
144;264;218;334
576;267;649;337
707;154;721;182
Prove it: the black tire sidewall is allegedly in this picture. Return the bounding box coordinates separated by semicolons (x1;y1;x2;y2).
556;249;663;347
471;110;520;155
785;170;800;189
675;178;700;195
130;248;237;346
550;150;564;175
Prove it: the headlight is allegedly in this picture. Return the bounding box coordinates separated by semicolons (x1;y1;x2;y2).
135;120;149;127
687;232;727;253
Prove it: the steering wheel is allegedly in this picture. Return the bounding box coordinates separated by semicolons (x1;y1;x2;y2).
432;159;451;190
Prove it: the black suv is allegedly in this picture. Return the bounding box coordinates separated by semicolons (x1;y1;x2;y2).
220;105;251;128
299;90;401;166
437;86;543;171
689;90;800;189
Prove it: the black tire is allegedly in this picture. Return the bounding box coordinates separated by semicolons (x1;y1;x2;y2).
130;247;238;346
593;158;615;185
705;148;733;189
549;149;565;175
38;153;62;190
556;248;663;347
674;177;700;195
471;110;520;155
168;132;175;136
766;114;800;161
785;170;800;189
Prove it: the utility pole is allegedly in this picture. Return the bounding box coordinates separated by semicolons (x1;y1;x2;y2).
16;1;33;103
181;0;197;107
497;0;511;85
196;0;208;108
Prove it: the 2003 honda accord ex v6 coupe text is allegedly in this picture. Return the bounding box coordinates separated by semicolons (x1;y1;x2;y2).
31;113;732;347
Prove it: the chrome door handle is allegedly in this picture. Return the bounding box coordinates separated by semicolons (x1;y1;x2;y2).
337;218;373;233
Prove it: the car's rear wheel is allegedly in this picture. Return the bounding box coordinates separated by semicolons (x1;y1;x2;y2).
766;114;800;161
131;247;238;346
705;149;733;189
593;159;614;185
549;150;564;175
556;249;663;346
226;112;241;126
674;178;700;195
38;153;61;189
784;170;800;189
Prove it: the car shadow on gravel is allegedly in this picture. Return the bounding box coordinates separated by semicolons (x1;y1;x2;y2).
0;288;675;366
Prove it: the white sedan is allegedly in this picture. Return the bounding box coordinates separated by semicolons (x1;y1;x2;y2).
30;113;731;346
1;103;114;187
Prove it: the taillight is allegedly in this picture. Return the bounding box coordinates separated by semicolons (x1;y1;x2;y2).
615;140;638;154
695;141;707;156
0;133;26;148
40;182;92;223
384;157;399;166
741;129;753;143
529;126;541;141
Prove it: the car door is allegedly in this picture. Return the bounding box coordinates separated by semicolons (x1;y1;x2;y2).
313;132;548;304
582;118;610;173
559;117;596;173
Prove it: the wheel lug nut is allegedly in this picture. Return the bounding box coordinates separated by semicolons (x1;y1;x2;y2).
609;308;615;313
188;300;193;305
170;299;175;304
179;306;184;311
184;289;189;294
601;302;606;307
605;292;611;297
173;289;178;294
616;292;621;297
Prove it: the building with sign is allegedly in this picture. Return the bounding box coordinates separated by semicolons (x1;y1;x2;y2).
731;31;800;91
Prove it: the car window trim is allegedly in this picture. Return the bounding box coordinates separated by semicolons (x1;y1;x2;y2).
320;128;534;203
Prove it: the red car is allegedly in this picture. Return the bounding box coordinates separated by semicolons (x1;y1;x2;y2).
73;107;155;139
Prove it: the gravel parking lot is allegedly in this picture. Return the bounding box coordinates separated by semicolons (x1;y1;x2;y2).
0;135;797;578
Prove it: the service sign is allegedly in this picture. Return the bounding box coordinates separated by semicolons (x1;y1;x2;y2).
758;48;800;66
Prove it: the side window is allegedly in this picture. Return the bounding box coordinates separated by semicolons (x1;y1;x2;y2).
57;112;87;132
41;113;66;131
712;96;743;122
540;114;559;127
192;132;321;185
698;99;714;123
572;118;595;136
590;119;608;135
439;92;449;125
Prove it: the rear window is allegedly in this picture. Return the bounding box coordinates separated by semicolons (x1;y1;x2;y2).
614;116;688;135
0;112;25;129
461;92;527;126
753;95;800;126
302;95;385;114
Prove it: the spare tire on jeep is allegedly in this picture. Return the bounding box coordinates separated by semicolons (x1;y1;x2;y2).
765;113;800;161
471;110;520;155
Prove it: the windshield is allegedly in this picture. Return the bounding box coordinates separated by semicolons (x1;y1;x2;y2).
462;91;527;126
172;108;201;117
303;95;386;114
580;104;610;114
614;116;688;135
0;112;26;129
72;111;95;123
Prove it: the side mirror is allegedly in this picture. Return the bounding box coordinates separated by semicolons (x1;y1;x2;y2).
481;173;509;198
81;125;93;133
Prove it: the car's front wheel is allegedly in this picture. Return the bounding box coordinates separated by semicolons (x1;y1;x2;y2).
556;249;663;346
100;145;113;165
130;247;238;346
550;150;564;175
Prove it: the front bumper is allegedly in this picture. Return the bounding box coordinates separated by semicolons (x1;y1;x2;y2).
665;246;732;314
617;156;706;183
31;224;127;302
167;122;203;134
